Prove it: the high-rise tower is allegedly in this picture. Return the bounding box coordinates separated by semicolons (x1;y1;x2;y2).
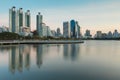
25;10;31;29
36;12;43;36
9;6;17;33
17;8;24;32
63;21;70;38
70;20;77;38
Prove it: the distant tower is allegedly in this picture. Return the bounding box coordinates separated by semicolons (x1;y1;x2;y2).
70;20;77;38
9;6;17;33
56;28;61;37
25;10;31;30
63;21;70;38
85;29;92;38
76;21;81;38
36;12;43;36
17;8;24;32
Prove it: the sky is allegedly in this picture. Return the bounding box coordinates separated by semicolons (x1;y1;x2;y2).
0;0;120;35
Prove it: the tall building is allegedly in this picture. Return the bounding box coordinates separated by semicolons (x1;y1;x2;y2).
70;20;77;38
41;23;47;37
63;21;70;38
17;8;24;32
56;28;61;37
51;30;57;37
9;7;31;34
47;26;53;37
96;31;102;38
107;31;113;38
84;29;92;38
9;6;17;33
113;29;119;38
36;12;43;37
25;10;31;28
76;21;81;38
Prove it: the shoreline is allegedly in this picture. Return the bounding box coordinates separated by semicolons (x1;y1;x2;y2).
0;40;84;45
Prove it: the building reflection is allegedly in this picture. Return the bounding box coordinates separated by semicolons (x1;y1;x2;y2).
17;45;23;72
36;45;43;68
9;44;50;73
24;52;30;70
9;46;17;74
63;44;80;61
22;45;31;70
9;45;31;74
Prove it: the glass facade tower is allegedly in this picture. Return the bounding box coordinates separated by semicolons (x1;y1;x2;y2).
9;6;17;33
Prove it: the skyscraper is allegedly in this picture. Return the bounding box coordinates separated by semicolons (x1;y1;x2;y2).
17;8;24;32
84;29;92;38
70;20;77;38
63;21;70;38
36;12;43;37
113;29;119;38
9;6;17;33
96;31;102;38
76;21;81;38
47;26;53;37
56;28;61;37
25;10;31;29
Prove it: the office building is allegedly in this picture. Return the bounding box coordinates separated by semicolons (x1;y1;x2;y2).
76;21;81;38
56;28;61;37
107;31;113;38
51;30;57;37
96;31;102;38
84;29;92;38
25;10;31;28
63;21;70;38
113;29;119;38
17;8;24;32
47;26;53;37
36;12;43;37
9;6;17;33
70;20;77;38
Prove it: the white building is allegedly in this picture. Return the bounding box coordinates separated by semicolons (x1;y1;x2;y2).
19;26;32;36
63;21;70;38
0;26;9;33
113;29;119;38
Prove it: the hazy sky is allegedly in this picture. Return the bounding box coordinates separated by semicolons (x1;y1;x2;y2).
0;0;120;35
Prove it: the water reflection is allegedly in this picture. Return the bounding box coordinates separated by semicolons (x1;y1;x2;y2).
8;44;81;74
1;41;120;80
36;45;43;68
9;45;31;74
63;44;80;61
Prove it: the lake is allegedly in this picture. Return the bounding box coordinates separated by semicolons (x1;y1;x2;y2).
0;40;120;80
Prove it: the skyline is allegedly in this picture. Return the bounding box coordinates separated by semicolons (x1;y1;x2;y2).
0;0;120;35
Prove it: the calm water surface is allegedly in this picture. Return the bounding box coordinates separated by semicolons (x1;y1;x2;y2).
1;40;120;80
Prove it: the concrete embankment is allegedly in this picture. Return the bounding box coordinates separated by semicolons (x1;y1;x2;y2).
0;40;84;45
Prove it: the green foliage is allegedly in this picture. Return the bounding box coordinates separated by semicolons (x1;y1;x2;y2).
0;32;22;40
